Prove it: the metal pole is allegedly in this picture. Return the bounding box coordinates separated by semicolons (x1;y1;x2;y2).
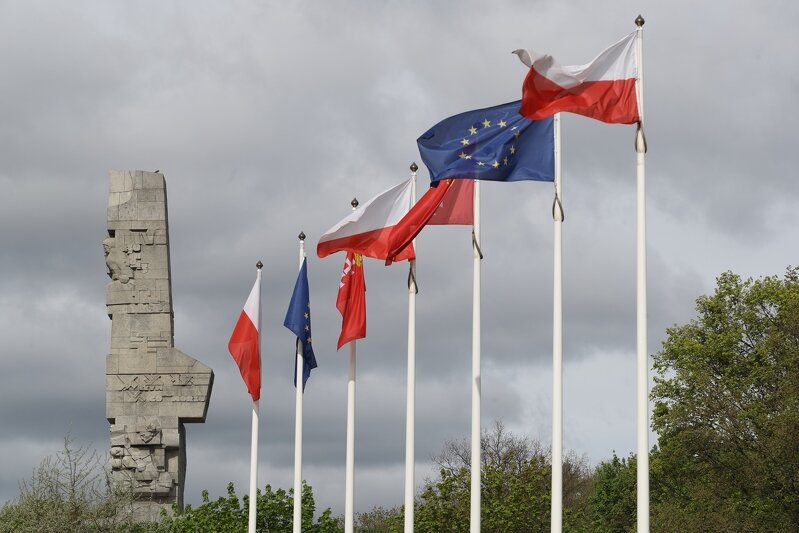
469;180;482;533
404;163;418;532
293;236;306;533
344;199;359;533
248;261;263;533
551;113;563;533
634;14;649;533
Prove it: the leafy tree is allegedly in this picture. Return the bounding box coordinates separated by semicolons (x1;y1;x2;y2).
651;268;799;531
413;420;592;533
587;452;637;533
354;505;402;532
153;480;342;532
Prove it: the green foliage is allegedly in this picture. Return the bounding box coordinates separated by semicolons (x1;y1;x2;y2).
354;505;402;532
0;436;137;533
0;435;341;533
588;452;637;533
651;267;799;531
153;480;342;532
411;421;592;533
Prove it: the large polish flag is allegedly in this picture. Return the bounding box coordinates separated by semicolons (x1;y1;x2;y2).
515;32;639;124
228;275;261;401
317;179;416;262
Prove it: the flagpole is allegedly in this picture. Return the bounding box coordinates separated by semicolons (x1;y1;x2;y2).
404;163;418;533
634;14;649;533
293;234;306;533
345;199;359;533
470;179;481;533
551;113;564;533
248;261;263;533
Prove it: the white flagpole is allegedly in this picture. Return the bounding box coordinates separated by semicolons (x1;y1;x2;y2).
634;14;649;533
293;234;306;533
248;261;263;533
469;179;482;533
551;113;564;533
344;199;359;533
403;163;418;533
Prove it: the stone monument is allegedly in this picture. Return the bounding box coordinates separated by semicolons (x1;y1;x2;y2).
105;170;213;520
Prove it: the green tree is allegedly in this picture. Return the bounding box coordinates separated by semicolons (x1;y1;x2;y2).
413;420;592;533
354;505;402;532
587;452;637;533
651;268;799;531
155;480;342;532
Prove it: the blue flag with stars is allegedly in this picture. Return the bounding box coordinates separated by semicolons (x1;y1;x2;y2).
418;100;554;184
284;258;317;391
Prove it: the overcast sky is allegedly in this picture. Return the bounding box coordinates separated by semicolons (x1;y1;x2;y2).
1;0;797;517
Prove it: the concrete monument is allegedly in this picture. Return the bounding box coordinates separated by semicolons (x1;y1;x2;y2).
105;170;213;520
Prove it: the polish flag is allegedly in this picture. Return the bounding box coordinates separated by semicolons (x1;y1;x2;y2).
515;32;639;124
228;273;261;401
336;252;366;350
384;179;473;265
317;179;415;262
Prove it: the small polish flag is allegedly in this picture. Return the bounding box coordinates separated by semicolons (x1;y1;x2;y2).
228;272;261;401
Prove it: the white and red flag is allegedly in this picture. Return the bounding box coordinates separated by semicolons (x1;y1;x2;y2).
515;32;639;124
384;178;473;265
336;252;366;350
228;273;261;401
317;179;416;262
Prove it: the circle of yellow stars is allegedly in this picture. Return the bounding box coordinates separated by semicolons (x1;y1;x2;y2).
456;116;523;170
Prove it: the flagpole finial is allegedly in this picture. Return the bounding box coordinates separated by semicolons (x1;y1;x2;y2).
635;14;645;27
351;198;359;209
410;162;418;173
298;231;306;241
256;260;263;270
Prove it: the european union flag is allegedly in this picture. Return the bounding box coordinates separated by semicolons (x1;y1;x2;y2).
418;100;554;184
284;258;317;391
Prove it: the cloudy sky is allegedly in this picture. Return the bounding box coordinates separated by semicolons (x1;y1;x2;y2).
1;0;797;517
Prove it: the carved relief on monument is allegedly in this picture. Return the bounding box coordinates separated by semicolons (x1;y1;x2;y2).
105;171;213;521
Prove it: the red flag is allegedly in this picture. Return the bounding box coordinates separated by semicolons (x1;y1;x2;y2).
516;32;639;124
384;179;473;265
228;274;261;401
336;252;366;350
428;179;474;225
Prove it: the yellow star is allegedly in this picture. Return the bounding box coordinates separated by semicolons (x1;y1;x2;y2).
305;325;309;332
477;161;485;167
461;138;470;146
459;152;472;160
498;120;507;128
482;119;491;128
503;157;509;165
492;161;500;168
307;336;312;344
469;126;478;135
304;312;309;319
514;130;521;138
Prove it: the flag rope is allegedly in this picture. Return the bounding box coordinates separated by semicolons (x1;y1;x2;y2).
471;230;483;259
407;262;418;294
552;190;565;222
